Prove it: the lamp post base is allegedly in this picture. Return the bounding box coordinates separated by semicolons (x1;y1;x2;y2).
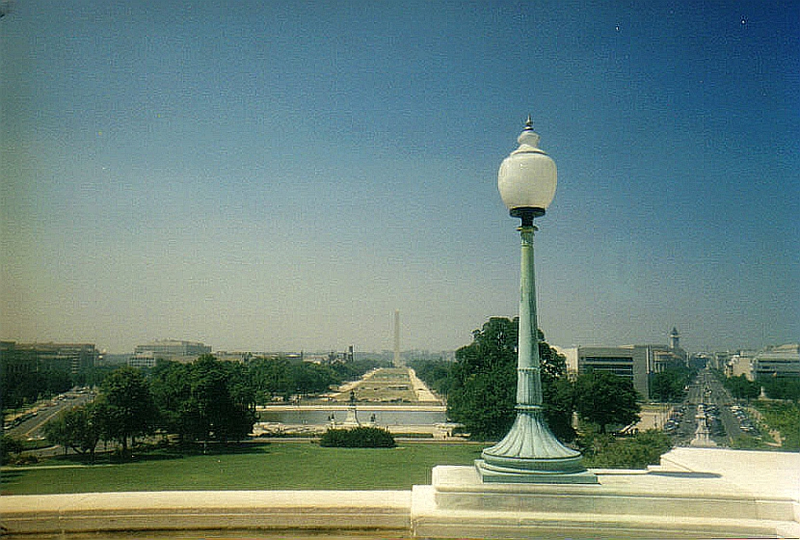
477;409;598;484
476;459;599;484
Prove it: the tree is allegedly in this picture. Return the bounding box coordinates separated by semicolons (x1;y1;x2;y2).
650;366;691;402
573;370;641;434
1;435;24;464
580;429;671;469
407;359;455;397
149;360;193;441
188;355;256;443
247;356;344;404
100;366;158;454
290;361;339;395
329;358;388;384
759;376;800;402
447;317;574;440
0;369;72;410
724;374;760;401
43;403;102;461
248;357;293;403
151;356;256;444
448;367;517;439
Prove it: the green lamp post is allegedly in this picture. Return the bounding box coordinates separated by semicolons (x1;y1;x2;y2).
475;118;597;484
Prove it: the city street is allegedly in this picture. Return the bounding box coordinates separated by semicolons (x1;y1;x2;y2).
672;369;755;447
4;389;95;442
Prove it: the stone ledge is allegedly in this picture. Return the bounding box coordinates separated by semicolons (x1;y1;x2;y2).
0;490;411;536
411;447;800;539
412;485;798;539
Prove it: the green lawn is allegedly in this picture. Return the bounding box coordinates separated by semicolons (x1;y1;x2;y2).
1;442;485;495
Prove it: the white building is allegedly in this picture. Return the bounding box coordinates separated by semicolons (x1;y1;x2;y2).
129;339;211;366
752;343;800;378
726;352;756;380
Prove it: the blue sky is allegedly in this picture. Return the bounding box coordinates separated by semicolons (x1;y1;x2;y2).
1;1;798;354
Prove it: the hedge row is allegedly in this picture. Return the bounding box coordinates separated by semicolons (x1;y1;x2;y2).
319;427;396;448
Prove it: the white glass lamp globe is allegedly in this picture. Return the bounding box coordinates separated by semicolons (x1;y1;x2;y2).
497;119;557;218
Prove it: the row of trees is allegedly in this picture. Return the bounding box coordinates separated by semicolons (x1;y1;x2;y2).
649;366;694;402
2;370;73;411
723;373;761;400
760;377;800;401
723;372;800;402
43;355;386;459
412;317;643;440
1;363;119;412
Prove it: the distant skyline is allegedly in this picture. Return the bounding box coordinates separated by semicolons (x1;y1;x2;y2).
1;1;798;354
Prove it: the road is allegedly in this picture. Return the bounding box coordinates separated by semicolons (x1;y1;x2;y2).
673;369;752;446
698;369;748;443
4;390;96;441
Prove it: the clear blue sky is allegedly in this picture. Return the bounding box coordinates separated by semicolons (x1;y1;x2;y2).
2;1;798;354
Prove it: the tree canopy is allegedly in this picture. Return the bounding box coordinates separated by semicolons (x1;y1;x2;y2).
99;366;158;453
573;370;641;434
446;317;574;440
150;355;256;444
649;366;692;402
43;403;103;460
724;374;760;400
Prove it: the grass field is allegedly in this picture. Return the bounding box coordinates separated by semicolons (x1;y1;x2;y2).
0;441;485;495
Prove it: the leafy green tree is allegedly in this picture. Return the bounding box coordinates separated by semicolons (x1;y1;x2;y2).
448;366;516;440
248;357;293;403
543;376;577;441
100;366;158;454
0;369;72;410
407;359;455;397
573;370;641;434
247;356;343;404
580;429;671;468
151;356;256;444
759;376;800;402
724;374;760;401
650;366;691;402
447;317;574;440
149;360;193;441
329;358;389;384
43;403;102;461
1;435;24;464
291;361;339;395
753;401;800;450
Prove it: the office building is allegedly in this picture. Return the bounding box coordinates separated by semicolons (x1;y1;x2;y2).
752;344;800;378
0;341;98;376
130;339;211;366
558;328;688;401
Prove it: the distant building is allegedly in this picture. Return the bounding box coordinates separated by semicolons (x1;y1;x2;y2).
557;328;689;401
688;353;711;371
752;344;800;379
128;351;157;369
0;341;37;377
0;341;98;376
669;327;681;351
725;352;756;380
130;339;211;367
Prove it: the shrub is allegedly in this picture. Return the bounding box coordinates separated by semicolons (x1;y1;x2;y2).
1;435;24;465
319;427;396;448
580;429;672;469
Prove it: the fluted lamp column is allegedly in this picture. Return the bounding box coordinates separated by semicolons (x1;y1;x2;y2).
475;118;597;484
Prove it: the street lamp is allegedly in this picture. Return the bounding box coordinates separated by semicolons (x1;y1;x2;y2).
475;117;597;484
